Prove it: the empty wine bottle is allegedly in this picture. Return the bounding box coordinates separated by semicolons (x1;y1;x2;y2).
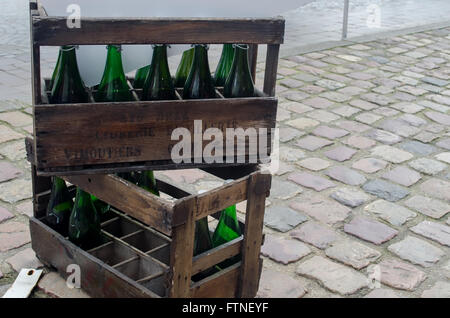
142;45;176;101
133;65;151;89
214;44;235;87
183;45;216;99
68;188;101;250
137;170;160;196
46;177;73;236
223;44;255;98
49;48;62;90
212;206;241;247
95;45;132;102
50;45;89;104
174;47;194;88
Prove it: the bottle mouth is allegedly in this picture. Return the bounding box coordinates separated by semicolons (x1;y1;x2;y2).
107;45;122;51
232;44;249;50
152;44;171;48
191;44;210;50
61;45;78;51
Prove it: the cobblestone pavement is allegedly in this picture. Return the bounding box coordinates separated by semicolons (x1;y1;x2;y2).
1;0;450;299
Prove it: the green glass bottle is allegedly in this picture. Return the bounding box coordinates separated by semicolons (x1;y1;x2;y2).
183;45;216;99
142;45;176;101
95;45;133;102
214;44;235;87
90;194;110;215
50;46;89;104
174;47;194;88
133;65;150;89
46;177;73;236
223;44;255;98
212;205;241;247
137;170;160;196
68;188;101;250
49;48;63;90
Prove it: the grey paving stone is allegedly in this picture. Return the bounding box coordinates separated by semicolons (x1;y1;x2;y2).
381;166;422;187
297;158;330;171
436;138;450;151
290;221;338;249
325;240;381;269
270;179;303;200
352;158;388;173
362;179;410;202
0;161;23;182
0;179;32;204
397;114;428;127
279;146;306;162
370;145;414;163
279;127;304;143
421;281;450;298
343;135;376;149
261;234;311;265
257;269;307;298
364;199;417;226
264;206;308;233
290;193;350;225
425;111;450;126
312;126;349;139
377;119;420;138
325;166;367;186
419;178;450;203
435;152;450;164
371;259;426;291
364;288;400;298
330;187;371;208
388;236;445;268
404;195;450;219
335;120;371;133
410;221;450;247
397;140;437;156
364;129;403;145
295;135;333;151
344;215;398;245
286;118;320;130
288;172;336;192
408;158;447;175
324;146;357;162
296;256;367;295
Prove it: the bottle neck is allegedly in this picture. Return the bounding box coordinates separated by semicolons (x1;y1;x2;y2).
192;45;211;77
103;45;127;82
74;188;92;208
52;177;67;192
233;44;251;75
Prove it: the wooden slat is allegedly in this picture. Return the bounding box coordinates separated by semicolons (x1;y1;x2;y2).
32;17;285;45
31;163;51;218
238;172;271;297
191;236;243;276
30;217;159;298
248;44;258;82
34;97;277;171
190;262;240;298
168;197;196;298
263;44;280;97
63;174;174;236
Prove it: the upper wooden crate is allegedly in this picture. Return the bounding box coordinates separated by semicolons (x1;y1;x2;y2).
30;0;285;176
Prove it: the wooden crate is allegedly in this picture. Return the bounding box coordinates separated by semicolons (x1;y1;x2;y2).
28;139;271;298
30;0;284;176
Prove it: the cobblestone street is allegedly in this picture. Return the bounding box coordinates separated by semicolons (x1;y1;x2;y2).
0;0;449;298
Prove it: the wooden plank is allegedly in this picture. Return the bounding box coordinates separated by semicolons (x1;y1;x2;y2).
238;172;271;298
201;164;259;180
31;164;51;218
190;262;240;298
63;174;174;236
191;236;243;276
30;217;159;298
34;98;277;171
168;197;196;298
248;44;258;82
32;17;285;45
263;44;280;97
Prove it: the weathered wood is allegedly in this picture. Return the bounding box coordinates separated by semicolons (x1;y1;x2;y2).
32;17;285;46
191;236;243;275
33;97;277;172
169;197;196;298
238;172;271;297
63;174;174;236
31;164;51;218
263;44;281;97
248;44;258;82
30;217;160;298
190;262;240;298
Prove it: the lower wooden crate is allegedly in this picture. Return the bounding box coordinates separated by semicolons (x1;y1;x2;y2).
28;143;270;297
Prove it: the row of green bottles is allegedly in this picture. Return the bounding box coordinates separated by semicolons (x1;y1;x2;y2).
118;170;160;196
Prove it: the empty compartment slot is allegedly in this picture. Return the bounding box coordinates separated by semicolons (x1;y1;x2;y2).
141;274;167;297
89;240;138;267
114;256;165;283
101;216;142;238
122;230;168;253
147;244;170;265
